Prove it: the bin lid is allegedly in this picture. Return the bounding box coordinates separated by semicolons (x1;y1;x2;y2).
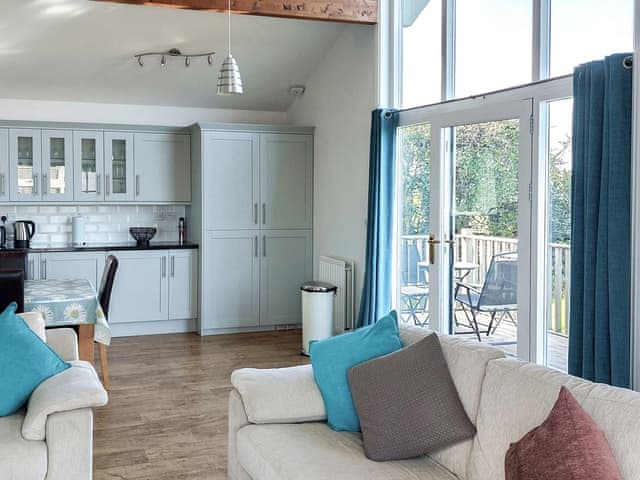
300;281;337;293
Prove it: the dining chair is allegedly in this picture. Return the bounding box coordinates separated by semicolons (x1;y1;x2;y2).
0;251;28;278
0;269;25;313
97;255;119;389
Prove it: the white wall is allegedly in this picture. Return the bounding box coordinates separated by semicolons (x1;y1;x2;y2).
288;25;377;311
0;98;287;126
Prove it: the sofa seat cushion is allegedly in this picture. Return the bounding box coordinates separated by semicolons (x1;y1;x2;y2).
237;423;458;480
0;413;47;480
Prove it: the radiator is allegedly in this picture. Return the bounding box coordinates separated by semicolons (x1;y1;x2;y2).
318;256;355;334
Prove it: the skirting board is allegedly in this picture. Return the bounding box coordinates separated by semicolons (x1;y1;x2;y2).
200;324;302;336
110;319;197;337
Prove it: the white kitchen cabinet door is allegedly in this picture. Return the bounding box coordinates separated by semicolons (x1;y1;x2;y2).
9;128;42;201
259;134;313;230
73;131;104;201
39;251;105;288
201;231;260;331
203;132;260;230
0;129;9;201
168;249;197;320
104;132;134;202
27;253;40;280
134;133;191;202
41;130;73;202
259;229;312;326
109;251;169;324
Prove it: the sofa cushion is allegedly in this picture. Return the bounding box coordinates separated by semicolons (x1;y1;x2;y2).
0;302;70;416
310;311;402;431
349;334;475;461
399;325;504;479
467;358;640;480
505;387;622;479
0;413;47;480
237;423;458;480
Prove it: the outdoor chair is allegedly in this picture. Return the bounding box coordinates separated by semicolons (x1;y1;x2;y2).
454;251;517;341
399;242;429;326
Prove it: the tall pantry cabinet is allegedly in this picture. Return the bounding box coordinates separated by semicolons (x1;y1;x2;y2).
189;124;314;335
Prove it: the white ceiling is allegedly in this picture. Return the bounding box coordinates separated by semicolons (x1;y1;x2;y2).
0;0;348;111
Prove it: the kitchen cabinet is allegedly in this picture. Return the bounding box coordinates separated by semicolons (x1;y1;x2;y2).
26;251;104;287
104;132;134;201
109;249;197;325
0;129;8;200
9;128;42;201
202;132;312;230
73;131;104;201
202;231;260;330
134;133;191;203
41;130;74;202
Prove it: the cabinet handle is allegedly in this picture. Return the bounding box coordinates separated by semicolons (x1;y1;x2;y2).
171;256;175;277
162;256;166;278
33;174;38;195
41;258;46;280
262;203;266;225
263;235;267;257
96;174;101;195
105;174;110;195
254;203;258;225
254;236;258;257
29;258;34;280
0;173;4;195
136;175;140;196
42;173;47;195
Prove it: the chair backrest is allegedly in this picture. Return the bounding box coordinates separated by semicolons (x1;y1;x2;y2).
0;251;27;278
98;255;119;320
478;252;517;308
400;242;423;285
0;269;25;313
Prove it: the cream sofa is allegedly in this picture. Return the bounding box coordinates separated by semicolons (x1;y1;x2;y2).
228;324;640;480
0;312;108;480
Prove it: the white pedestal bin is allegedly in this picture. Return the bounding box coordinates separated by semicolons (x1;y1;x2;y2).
300;281;337;355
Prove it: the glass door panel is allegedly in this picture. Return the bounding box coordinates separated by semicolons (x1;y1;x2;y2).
73;131;103;201
396;123;432;327
450;119;521;354
42;130;73;201
104;132;134;201
9;129;41;201
543;98;573;371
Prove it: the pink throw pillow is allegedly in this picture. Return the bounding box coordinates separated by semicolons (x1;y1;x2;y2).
505;386;622;480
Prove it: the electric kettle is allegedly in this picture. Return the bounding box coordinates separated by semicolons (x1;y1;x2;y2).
13;220;35;248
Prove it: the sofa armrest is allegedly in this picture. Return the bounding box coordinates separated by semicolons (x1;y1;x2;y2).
231;365;326;424
22;361;108;441
46;328;79;361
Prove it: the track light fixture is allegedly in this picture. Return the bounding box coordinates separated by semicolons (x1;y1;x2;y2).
134;48;216;68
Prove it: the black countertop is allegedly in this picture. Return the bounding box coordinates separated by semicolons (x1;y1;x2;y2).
0;241;199;253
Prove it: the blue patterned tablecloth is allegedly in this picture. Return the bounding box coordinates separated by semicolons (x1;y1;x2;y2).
24;279;111;345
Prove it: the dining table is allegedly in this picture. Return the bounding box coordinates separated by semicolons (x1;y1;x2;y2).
24;278;111;364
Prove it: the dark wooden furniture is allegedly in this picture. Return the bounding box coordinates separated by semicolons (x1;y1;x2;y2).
97;255;119;389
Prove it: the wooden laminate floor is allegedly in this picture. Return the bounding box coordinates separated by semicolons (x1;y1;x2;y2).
93;330;307;480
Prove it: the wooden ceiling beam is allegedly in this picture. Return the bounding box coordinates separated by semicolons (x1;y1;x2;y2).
92;0;378;24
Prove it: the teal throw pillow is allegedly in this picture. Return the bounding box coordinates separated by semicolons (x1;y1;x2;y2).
310;310;403;431
0;302;71;416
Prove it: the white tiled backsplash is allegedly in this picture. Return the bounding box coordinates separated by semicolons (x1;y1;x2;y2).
1;205;186;246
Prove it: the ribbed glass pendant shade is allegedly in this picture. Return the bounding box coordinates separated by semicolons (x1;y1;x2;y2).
217;55;243;95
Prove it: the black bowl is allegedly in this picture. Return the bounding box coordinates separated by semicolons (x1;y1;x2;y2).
129;227;157;246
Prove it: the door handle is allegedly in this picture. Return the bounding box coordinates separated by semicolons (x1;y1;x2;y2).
136;175;141;196
171;255;175;277
33;174;38;195
254;236;258;257
262;203;266;225
263;235;267;257
96;173;101;195
427;234;440;265
42;174;47;195
254;203;258;225
105;174;110;195
0;173;4;195
162;256;166;278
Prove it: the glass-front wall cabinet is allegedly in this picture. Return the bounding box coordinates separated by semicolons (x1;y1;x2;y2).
9;129;41;201
42;130;73;201
73;131;104;201
104;132;134;201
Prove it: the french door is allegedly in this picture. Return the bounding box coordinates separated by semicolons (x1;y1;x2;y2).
396;99;533;360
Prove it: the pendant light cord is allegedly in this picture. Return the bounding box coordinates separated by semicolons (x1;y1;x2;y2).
228;0;231;56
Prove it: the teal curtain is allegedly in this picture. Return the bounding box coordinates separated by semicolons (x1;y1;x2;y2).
569;53;632;387
357;109;398;327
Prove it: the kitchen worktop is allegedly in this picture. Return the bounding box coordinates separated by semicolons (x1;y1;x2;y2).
0;241;199;253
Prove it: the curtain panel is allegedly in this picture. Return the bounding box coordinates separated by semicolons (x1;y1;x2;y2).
569;53;632;387
357;109;399;327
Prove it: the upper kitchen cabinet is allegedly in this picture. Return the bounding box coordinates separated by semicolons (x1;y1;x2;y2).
134;133;191;203
104;132;134;201
203;132;260;230
9;128;42;201
41;130;73;202
260;134;313;230
0;129;8;201
73;131;104;201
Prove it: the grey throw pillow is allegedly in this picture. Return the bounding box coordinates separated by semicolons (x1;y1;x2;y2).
348;333;475;461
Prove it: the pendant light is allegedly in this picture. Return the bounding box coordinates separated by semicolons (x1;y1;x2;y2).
217;0;243;95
